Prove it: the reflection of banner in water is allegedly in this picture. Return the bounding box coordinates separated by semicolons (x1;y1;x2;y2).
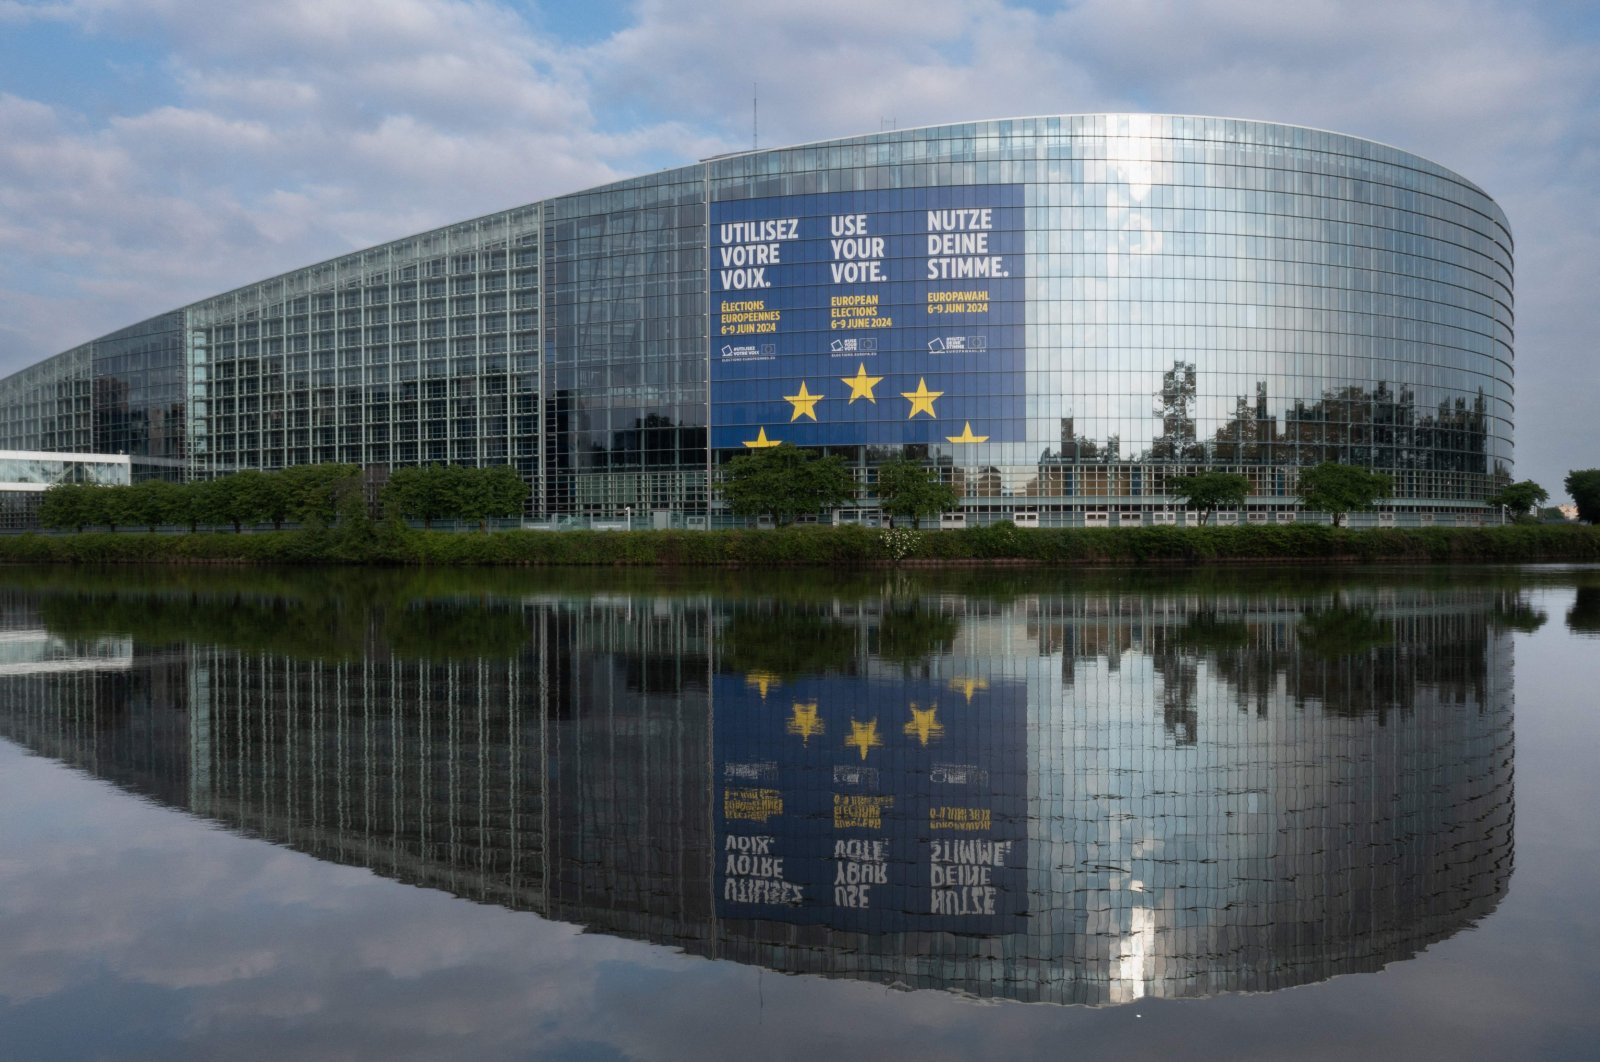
714;672;1027;934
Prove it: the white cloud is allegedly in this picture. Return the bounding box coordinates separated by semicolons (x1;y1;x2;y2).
0;1;636;361
581;0;1083;146
0;1;72;23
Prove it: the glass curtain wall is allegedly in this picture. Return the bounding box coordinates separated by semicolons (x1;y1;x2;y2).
705;115;1514;518
542;170;710;518
0;115;1514;516
185;207;543;496
92;311;186;480
0;347;93;455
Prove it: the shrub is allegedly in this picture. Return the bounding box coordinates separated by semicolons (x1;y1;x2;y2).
3;523;1599;567
966;520;1023;558
880;527;923;562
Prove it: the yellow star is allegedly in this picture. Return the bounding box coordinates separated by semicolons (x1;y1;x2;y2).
901;377;943;419
949;676;989;704
902;702;944;747
742;426;781;448
840;363;883;404
946;421;989;444
786;701;824;745
845;718;882;761
784;381;823;422
746;670;779;700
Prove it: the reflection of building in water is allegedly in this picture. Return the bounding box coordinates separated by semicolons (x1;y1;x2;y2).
1021;589;1512;1001
0;586;1514;1005
0;629;132;676
0;628;187;806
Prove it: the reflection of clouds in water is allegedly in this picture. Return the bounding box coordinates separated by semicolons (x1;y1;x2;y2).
0;745;605;1047
0;748;1068;1060
0;707;1562;1062
0;742;998;1060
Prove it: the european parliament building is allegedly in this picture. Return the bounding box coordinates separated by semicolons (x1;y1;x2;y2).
0;114;1514;525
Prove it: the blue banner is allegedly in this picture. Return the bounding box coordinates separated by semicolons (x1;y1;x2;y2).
710;185;1025;451
714;671;1028;935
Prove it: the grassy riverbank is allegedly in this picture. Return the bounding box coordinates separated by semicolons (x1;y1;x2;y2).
2;522;1598;566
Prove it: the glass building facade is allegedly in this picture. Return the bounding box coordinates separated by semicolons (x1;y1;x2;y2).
0;115;1514;520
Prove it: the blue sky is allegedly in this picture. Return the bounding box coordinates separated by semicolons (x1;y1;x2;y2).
1;0;1596;492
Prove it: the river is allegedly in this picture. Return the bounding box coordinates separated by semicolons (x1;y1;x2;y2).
1;565;1596;1060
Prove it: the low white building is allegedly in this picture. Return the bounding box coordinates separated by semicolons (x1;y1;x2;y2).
0;450;131;530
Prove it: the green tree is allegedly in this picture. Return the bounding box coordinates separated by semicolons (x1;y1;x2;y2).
720;446;856;526
874;458;958;529
1295;462;1392;527
38;483;95;532
169;480;205;532
382;467;422;526
330;471;377;554
92;484;134;532
1487;480;1548;520
124;479;183;531
1566;469;1600;524
191;477;224;530
255;472;294;530
460;465;529;531
281;464;362;528
383;465;463;529
1168;472;1251;525
199;473;268;532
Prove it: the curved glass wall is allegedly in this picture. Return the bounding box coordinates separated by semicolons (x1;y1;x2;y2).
0;115;1513;514
704;115;1513;520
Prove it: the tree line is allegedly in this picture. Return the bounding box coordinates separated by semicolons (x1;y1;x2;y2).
32;452;1600;533
38;463;529;533
717;450;1409;527
720;447;1598;527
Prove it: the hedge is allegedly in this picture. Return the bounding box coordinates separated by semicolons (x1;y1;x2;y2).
1;522;1597;567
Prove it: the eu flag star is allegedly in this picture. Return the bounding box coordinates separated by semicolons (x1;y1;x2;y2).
845;718;882;761
902;703;945;747
786;701;824;745
946;421;988;444
901;378;943;419
949;676;989;704
742;427;781;448
784;381;823;422
840;363;883;404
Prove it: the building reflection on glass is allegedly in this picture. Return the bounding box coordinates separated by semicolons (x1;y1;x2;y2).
0;579;1516;1005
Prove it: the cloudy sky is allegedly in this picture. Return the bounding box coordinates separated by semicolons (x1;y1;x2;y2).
0;0;1596;492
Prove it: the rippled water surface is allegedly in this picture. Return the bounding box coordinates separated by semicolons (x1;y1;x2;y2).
1;565;1598;1060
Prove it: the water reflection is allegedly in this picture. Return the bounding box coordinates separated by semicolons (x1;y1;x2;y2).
0;573;1518;1006
1567;583;1600;636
